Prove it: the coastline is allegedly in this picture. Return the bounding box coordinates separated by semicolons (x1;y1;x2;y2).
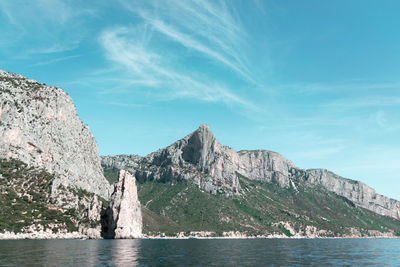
0;231;398;240
0;231;86;240
141;236;400;240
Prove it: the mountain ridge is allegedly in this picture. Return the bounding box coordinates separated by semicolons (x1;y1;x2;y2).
1;69;399;239
102;124;400;220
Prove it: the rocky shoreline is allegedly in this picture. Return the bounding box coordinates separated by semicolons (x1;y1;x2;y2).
0;230;86;240
1;231;398;240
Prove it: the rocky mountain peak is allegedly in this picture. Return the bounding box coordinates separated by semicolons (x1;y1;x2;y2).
198;123;210;130
181;124;219;167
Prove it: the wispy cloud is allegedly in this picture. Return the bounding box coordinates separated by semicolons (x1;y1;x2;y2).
118;0;252;82
24;43;81;55
98;0;259;111
148;19;253;82
0;0;94;29
287;81;400;95
373;110;400;132
323;96;400;108
104;101;150;108
30;55;80;67
0;0;95;56
99;26;254;109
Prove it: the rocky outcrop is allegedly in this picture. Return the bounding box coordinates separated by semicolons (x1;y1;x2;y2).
0;230;86;240
305;169;400;220
102;170;142;239
0;70;111;199
237;150;296;188
102;124;400;221
103;124;241;195
102;124;297;194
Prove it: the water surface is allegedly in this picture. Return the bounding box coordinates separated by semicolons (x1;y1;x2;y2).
0;238;399;266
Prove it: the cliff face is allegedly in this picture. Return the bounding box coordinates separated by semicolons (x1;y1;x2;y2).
0;70;111;199
0;70;113;237
102;124;400;221
305;169;400;220
237;150;296;188
102;170;142;239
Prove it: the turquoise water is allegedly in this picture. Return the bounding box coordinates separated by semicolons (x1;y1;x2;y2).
0;238;399;266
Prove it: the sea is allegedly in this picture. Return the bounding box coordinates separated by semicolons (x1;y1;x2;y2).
0;238;399;266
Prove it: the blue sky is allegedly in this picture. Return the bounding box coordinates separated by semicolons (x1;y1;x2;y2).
1;0;400;200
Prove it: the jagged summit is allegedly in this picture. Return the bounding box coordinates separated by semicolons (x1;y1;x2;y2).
198;123;210;129
181;124;220;167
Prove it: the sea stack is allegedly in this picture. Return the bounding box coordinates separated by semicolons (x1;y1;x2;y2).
102;170;142;238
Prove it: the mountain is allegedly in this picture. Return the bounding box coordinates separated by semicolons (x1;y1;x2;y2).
1;69;399;238
0;70;111;237
102;124;400;237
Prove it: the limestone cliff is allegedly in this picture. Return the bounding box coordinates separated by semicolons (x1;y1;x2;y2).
102;170;142;239
305;169;400;220
102;124;400;221
0;70;111;199
237;150;296;188
0;70;112;237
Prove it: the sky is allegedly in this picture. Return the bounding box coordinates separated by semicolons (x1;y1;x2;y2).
1;0;400;200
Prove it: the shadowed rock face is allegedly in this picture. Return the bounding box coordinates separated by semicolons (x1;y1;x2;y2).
0;70;111;200
182;124;219;167
102;124;400;221
102;170;142;239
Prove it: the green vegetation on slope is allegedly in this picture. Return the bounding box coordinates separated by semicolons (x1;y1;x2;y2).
236;175;400;236
138;180;255;236
137;174;400;237
0;159;77;233
103;167;119;184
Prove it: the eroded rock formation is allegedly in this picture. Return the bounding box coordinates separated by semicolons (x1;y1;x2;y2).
102;170;142;239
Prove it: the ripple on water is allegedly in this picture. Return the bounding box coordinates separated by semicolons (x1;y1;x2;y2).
0;238;399;266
